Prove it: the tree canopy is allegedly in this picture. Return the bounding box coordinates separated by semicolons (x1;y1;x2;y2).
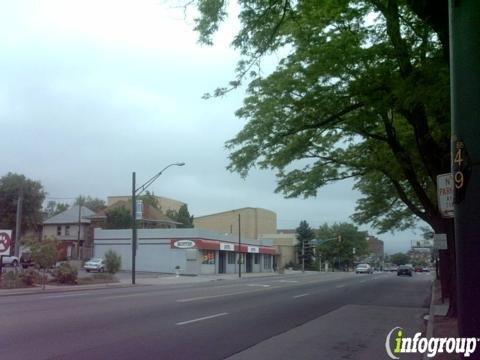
316;222;368;268
0;173;45;233
191;0;451;235
295;220;315;269
167;204;194;228
74;196;106;213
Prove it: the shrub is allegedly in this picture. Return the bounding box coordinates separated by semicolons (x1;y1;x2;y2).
20;269;39;286
52;263;78;284
104;250;122;274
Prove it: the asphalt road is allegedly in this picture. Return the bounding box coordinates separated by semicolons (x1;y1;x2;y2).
0;271;432;359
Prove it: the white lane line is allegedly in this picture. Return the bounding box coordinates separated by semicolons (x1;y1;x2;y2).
246;284;271;288
176;312;228;326
335;284;346;288
274;280;299;283
177;288;268;303
359;280;367;283
293;293;310;299
100;293;148;300
46;293;91;299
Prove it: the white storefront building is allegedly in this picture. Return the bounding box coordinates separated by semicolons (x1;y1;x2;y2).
94;228;276;275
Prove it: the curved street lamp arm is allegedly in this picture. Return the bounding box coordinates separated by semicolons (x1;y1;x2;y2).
135;162;185;195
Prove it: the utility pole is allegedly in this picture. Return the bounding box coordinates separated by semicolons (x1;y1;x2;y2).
77;202;82;260
132;172;137;285
238;214;241;278
450;0;480;341
14;187;23;256
301;238;305;273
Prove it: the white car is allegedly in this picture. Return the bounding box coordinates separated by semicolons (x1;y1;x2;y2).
1;255;20;267
355;263;373;274
83;258;105;272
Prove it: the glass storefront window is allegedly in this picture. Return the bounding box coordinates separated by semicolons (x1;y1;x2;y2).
202;250;216;265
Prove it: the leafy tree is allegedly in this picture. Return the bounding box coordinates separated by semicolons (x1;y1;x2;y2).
390;252;410;266
104;249;122;274
317;222;368;270
190;0;456;312
45;201;70;218
26;238;58;290
139;191;159;210
74;196;106;212
167;204;194;228
105;207;132;229
0;173;46;239
295;220;315;270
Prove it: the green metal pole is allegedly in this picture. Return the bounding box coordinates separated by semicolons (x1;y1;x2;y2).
449;0;480;340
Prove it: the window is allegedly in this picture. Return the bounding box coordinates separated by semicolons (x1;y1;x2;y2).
264;255;272;269
228;252;236;264
254;253;260;264
201;250;215;265
57;226;61;236
65;225;70;236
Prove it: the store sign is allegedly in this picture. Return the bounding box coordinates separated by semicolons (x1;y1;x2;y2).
173;240;196;249
434;234;448;250
220;242;235;251
247;246;259;253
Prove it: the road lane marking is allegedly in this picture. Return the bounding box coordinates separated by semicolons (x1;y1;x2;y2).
100;293;149;300
177;288;268;303
176;312;228;326
274;280;298;283
45;293;91;299
359;280;367;283
335;285;346;288
293;293;310;299
246;284;271;288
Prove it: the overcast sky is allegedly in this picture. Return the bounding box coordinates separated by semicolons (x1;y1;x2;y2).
0;0;424;253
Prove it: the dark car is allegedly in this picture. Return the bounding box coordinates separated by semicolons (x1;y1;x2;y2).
397;265;413;277
20;252;35;269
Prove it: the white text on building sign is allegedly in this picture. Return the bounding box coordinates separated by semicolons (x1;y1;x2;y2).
248;246;259;253
173;240;196;249
220;243;235;251
437;173;454;218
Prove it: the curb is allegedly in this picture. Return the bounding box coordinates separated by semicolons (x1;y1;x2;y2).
423;280;436;360
0;283;143;297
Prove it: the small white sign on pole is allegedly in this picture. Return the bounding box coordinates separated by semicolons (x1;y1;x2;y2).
437;173;454;218
434;233;448;250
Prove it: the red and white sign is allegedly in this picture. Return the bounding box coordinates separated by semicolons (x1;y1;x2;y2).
247;246;259;253
220;242;235;251
437;173;454;218
0;230;12;255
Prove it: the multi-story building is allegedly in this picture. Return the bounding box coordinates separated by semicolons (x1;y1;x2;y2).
43;205;95;260
107;195;185;213
193;207;277;241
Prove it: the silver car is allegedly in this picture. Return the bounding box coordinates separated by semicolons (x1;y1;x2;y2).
83;258;105;272
355;263;373;274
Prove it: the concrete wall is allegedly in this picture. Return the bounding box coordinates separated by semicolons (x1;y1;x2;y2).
194;208;277;240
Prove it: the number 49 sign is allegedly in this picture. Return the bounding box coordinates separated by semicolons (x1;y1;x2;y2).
453;140;470;204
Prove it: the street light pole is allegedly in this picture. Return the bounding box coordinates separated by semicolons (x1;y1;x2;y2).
131;172;137;285
131;162;185;285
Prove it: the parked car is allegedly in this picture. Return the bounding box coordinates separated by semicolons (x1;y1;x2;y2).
83;258;105;272
1;255;20;267
397;265;413;276
355;263;373;274
20;252;35;269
